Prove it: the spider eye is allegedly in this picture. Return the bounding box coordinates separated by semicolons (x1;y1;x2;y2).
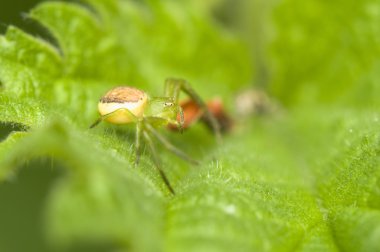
164;102;174;107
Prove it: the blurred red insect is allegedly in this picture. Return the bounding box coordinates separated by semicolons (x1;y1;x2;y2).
168;98;233;133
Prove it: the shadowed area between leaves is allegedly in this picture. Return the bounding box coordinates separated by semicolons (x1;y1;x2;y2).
0;122;29;141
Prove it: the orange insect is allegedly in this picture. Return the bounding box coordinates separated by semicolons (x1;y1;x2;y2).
168;98;233;133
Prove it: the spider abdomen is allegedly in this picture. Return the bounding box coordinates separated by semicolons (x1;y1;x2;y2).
98;86;148;124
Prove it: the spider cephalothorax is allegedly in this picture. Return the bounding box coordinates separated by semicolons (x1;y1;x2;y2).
90;78;221;194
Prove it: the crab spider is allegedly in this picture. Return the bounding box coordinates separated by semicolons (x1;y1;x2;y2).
90;78;221;194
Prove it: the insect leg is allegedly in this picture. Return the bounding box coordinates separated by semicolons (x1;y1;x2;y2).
143;130;176;195
145;123;199;165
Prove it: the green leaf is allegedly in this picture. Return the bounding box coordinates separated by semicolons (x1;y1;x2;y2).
0;93;46;127
0;0;250;251
1;120;165;251
0;131;27;179
1;1;380;252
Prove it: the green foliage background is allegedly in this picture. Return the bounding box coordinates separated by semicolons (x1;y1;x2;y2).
0;0;380;252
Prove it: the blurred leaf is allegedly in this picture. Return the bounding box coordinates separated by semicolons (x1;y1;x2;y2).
270;0;380;106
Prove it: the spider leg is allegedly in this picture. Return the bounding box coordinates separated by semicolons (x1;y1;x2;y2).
89;117;102;128
164;78;221;142
142;130;175;195
164;78;181;101
135;121;142;166
178;105;184;133
89;108;137;128
145;123;200;165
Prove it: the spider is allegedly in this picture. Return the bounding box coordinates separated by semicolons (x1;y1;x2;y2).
90;78;221;194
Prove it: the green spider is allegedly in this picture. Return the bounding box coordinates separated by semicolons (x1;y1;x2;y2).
90;78;221;194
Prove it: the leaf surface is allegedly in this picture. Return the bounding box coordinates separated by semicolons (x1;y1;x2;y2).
0;1;379;252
